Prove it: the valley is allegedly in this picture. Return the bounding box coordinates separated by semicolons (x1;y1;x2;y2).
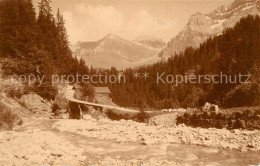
1;0;260;165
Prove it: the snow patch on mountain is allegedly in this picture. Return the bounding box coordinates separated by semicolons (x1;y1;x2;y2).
134;35;166;50
210;19;226;29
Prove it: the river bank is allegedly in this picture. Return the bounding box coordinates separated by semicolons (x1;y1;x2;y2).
53;119;260;152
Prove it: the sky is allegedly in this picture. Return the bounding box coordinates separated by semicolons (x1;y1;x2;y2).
33;0;233;44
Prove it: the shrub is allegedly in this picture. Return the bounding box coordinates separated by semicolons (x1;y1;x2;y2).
106;109;132;120
135;109;149;123
81;83;95;102
233;120;246;129
52;103;60;113
0;103;21;130
6;88;23;99
34;84;58;101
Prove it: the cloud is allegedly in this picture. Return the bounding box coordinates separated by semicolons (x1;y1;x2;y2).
63;3;177;43
63;4;124;43
123;10;176;40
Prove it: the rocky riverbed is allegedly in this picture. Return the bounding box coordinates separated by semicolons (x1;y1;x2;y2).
0;119;180;166
0;122;86;166
53;119;260;152
1;119;260;166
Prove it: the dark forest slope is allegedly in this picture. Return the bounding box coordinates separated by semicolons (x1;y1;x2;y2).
108;15;260;109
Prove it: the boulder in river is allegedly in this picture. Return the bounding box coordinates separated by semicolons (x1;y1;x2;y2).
202;102;219;113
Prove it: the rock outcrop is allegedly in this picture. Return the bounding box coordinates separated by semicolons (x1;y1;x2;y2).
52;84;72;119
18;93;52;114
0;92;34;130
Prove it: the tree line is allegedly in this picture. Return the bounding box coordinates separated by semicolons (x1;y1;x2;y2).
0;0;90;100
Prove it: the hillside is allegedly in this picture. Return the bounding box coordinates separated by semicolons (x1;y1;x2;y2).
0;0;91;101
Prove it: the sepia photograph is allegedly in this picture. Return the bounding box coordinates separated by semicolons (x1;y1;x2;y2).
0;0;260;165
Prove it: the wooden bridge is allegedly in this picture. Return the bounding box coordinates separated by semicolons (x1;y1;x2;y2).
66;97;144;113
65;86;153;119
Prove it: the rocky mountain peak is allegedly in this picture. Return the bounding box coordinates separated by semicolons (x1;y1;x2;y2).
186;13;215;34
232;0;258;7
213;5;228;14
160;0;260;59
103;33;121;40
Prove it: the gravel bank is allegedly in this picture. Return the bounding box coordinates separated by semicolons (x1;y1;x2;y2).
0;129;86;166
53;119;260;152
86;156;180;166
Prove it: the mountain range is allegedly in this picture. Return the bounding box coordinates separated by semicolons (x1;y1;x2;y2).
160;0;260;59
71;34;163;69
72;0;260;69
